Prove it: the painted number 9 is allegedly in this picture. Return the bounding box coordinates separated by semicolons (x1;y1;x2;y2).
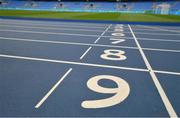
81;75;130;109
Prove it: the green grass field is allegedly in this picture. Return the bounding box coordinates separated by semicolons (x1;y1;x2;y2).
0;9;180;22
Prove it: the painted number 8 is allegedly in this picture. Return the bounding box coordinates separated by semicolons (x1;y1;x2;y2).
81;75;130;109
101;49;127;61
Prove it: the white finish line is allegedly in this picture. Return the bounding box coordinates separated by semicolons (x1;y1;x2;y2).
128;24;177;117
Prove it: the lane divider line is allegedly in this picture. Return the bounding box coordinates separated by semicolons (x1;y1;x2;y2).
79;24;112;60
0;54;148;72
35;68;72;108
94;24;112;43
0;54;180;76
0;24;105;32
0;21;107;29
1;36;180;53
80;47;92;60
139;25;180;33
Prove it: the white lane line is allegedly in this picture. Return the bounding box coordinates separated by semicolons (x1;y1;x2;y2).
0;24;104;32
1;36;180;53
0;54;148;72
0;36;137;50
1;53;180;77
154;70;180;76
133;25;180;30
94;24;112;43
0;19;108;27
138;38;180;43
3;27;180;41
115;28;180;36
94;37;101;43
0;29;102;38
0;22;106;29
134;32;180;36
80;47;92;60
125;28;162;31
104;36;180;43
110;30;180;35
128;24;177;117
3;28;180;40
132;28;180;33
143;48;180;53
79;24;112;60
2;25;180;37
139;25;180;33
35;68;72;108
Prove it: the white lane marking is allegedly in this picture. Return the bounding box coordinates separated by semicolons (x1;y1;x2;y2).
1;26;180;38
133;25;180;30
110;38;126;44
35;68;72;108
3;27;180;40
139;25;180;33
1;53;180;76
128;24;177;117
138;38;180;43
143;48;180;53
0;29;102;37
123;28;162;31
154;70;180;76
108;36;180;43
0;54;147;72
122;30;180;35
1;36;180;53
2;27;180;41
0;21;107;29
80;24;112;60
134;31;180;36
80;47;92;60
94;24;112;43
110;30;180;36
133;25;180;33
130;26;180;32
0;19;108;27
0;36;137;49
0;24;104;32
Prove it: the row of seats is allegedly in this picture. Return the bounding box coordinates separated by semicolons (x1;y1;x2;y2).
0;0;180;15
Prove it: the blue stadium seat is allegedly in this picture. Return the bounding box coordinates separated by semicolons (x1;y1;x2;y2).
1;0;180;15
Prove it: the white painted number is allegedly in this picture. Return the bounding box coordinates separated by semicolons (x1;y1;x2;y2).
115;24;124;28
115;26;123;29
101;49;127;61
110;38;126;44
114;29;124;32
112;33;125;37
81;75;130;108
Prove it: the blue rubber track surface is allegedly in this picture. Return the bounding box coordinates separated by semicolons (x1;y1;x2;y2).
0;18;180;117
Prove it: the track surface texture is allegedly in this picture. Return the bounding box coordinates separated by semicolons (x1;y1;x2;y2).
0;19;180;117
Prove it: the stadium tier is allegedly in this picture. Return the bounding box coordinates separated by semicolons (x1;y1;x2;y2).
0;0;180;15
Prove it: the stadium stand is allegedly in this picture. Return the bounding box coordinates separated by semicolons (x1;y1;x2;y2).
0;0;180;15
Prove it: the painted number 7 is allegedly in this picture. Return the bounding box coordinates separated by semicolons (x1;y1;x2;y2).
81;75;130;109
